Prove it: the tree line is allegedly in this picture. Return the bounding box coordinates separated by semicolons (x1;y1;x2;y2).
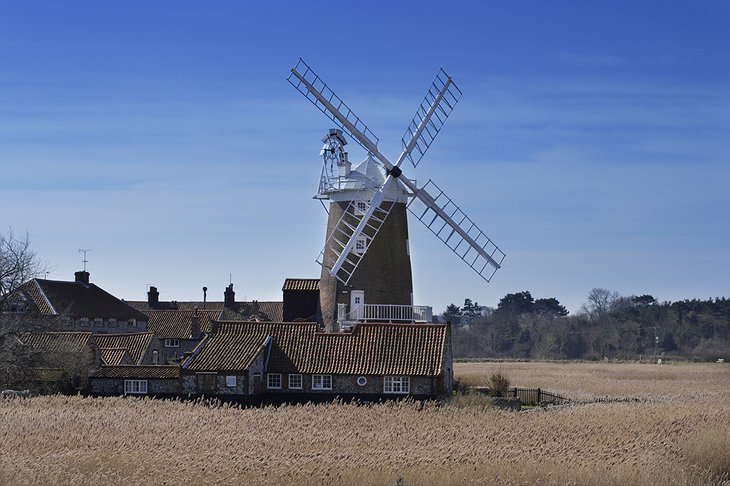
442;290;730;361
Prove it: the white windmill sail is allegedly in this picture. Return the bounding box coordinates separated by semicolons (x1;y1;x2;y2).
289;58;505;284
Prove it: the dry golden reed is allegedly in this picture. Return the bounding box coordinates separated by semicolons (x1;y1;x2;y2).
1;361;728;485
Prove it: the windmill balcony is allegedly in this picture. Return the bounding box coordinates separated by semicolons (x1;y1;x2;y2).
337;303;433;329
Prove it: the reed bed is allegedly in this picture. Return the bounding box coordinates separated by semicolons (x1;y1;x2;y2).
1;361;728;485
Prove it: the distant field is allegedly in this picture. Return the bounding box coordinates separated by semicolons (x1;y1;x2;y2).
1;362;728;485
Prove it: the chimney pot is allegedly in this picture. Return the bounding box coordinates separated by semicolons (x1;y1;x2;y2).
147;286;159;306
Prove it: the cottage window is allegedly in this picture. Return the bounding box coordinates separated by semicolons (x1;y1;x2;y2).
384;376;410;394
164;339;180;348
312;374;332;390
108;318;117;327
226;376;237;388
124;380;148;394
128;318;137;327
197;373;217;392
288;374;303;390
80;317;89;326
267;373;282;389
94;318;104;327
152;350;159;365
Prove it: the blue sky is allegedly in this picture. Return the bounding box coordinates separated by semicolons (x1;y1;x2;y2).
1;1;728;314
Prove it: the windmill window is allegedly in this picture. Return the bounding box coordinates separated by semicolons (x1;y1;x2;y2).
353;236;367;254
355;201;368;216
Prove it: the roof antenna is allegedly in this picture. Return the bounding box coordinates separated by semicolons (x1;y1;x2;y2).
229;273;232;285
78;249;91;271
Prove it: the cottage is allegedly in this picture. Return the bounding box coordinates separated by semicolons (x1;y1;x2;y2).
181;321;453;401
89;365;181;396
1;271;148;333
144;309;220;361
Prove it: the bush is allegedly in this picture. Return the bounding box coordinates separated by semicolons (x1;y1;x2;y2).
489;372;511;397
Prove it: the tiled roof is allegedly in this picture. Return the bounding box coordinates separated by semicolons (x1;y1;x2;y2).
129;301;284;322
90;365;180;379
282;278;320;291
20;332;94;352
183;322;317;372
145;309;221;339
10;279;147;321
183;322;448;376
94;333;155;365
100;348;133;365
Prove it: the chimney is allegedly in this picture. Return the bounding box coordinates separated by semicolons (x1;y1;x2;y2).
224;284;235;309
202;286;208;310
191;307;201;339
147;286;159;306
74;271;90;284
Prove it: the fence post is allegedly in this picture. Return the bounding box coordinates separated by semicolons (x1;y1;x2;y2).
537;388;541;404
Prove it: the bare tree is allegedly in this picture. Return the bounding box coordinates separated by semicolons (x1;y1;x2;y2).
583;288;621;319
1;229;51;389
1;228;47;301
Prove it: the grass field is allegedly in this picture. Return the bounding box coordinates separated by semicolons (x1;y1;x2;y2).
1;361;728;485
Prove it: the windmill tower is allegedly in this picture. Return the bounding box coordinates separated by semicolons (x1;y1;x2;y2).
289;59;506;331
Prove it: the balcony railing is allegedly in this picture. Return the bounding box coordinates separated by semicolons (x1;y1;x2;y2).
338;303;433;326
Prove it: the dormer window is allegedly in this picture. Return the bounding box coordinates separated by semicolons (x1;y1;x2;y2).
128;319;137;327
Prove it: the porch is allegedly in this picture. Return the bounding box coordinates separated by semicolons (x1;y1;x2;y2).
337;303;433;330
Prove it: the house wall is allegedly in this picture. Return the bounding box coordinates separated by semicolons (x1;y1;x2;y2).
160;339;202;364
139;336;164;365
89;378;180;395
182;373;247;395
264;373;439;397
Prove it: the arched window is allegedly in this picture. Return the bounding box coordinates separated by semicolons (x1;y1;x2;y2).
152;350;159;365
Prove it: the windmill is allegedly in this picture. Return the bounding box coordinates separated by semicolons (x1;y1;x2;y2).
288;59;505;331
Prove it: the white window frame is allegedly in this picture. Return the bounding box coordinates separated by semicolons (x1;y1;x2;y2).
128;318;137;327
312;374;332;390
164;338;180;348
94;318;104;327
354;201;368;216
225;375;237;388
108;318;117;327
384;376;410;394
288;374;303;390
353;236;367;254
124;380;148;395
267;373;282;389
80;317;89;326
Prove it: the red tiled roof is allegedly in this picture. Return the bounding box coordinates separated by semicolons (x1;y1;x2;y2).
183;322;448;376
145;309;221;339
282;278;320;291
90;365;180;379
129;301;284;322
100;348;133;366
94;333;155;365
20;332;93;353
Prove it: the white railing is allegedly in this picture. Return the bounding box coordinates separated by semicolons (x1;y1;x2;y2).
337;303;433;325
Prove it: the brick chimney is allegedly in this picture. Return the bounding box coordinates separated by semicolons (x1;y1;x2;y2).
191;307;201;339
147;286;159;306
224;284;235;309
74;271;90;284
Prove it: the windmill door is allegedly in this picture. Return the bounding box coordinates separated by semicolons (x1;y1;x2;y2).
350;290;365;320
